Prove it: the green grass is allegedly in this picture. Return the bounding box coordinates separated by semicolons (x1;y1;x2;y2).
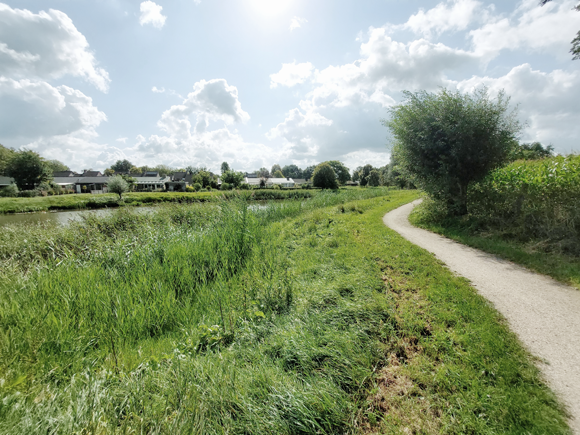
0;189;571;434
410;198;580;290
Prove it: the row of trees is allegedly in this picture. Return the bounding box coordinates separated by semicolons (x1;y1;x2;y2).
0;145;70;191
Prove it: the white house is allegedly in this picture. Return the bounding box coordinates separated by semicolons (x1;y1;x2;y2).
244;177;295;188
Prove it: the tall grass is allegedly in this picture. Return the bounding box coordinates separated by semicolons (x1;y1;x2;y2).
468;155;580;253
0;188;567;434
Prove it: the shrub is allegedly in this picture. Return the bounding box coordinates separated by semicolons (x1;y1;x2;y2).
301;183;311;190
18;190;39;198
207;186;212;192
108;175;129;200
221;182;231;191
312;163;339;189
272;184;281;190
185;185;195;192
384;87;521;215
239;183;250;190
468;155;580;253
193;183;202;192
0;183;18;197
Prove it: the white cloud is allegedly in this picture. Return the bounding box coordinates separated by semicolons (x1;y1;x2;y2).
470;0;580;59
270;62;314;88
156;79;249;140
0;78;106;140
139;1;166;29
152;86;165;93
289;16;307;31
128;79;267;172
341;150;391;171
116;137;128;144
401;0;485;38
454;64;580;153
0;4;110;92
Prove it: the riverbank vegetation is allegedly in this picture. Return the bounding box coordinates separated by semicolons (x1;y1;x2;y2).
384;86;579;288
0;189;319;214
411;155;580;289
0;189;569;433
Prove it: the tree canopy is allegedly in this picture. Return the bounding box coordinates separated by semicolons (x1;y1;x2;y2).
0;144;16;176
5;150;53;190
45;159;70;173
510;142;554;161
281;164;303;179
324;161;351;184
110;159;134;174
221;162;230;174
312;163;338;189
384;87;521;214
221;170;244;187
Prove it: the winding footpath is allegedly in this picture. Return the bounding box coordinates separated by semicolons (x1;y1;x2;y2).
384;200;580;434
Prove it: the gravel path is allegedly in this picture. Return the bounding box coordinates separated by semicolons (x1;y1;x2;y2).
384;200;580;434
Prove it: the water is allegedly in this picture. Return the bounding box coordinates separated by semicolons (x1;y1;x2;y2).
0;203;271;227
0;207;156;227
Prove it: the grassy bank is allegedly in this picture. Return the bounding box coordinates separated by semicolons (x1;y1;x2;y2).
0;190;570;433
410;199;580;290
0;189;318;214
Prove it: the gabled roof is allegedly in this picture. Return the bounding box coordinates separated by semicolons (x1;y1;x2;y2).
52;177;78;185
82;171;103;177
172;172;187;181
76;177;110;184
53;171;77;177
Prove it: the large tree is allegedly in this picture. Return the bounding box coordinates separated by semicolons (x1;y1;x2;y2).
281;164;303;179
541;0;580;59
312;163;338;189
384;87;521;215
110;159;134;174
303;165;316;180
324;161;351;185
45;159;70;173
0;144;16;176
221;162;230;174
5;150;53;190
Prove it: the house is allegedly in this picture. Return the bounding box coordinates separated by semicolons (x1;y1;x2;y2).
133;176;169;191
52;177;78;190
245;172;258;178
292;179;308;186
74;176;109;194
53;171;80;178
0;176;15;187
165;172;190;192
244;177;295;188
81;170;103;177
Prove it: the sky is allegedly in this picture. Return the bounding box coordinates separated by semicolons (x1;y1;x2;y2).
0;0;579;173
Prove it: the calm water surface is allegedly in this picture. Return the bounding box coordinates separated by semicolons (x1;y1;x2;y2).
0;207;156;227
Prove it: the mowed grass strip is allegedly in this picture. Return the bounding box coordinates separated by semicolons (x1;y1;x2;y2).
0;191;570;434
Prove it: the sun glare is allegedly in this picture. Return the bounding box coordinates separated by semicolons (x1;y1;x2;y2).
248;0;293;17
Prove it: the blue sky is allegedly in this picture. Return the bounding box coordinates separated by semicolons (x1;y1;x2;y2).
0;0;579;173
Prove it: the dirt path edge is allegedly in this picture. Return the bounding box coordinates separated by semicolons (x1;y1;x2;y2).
383;199;580;434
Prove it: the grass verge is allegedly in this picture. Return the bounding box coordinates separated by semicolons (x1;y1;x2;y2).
410;198;580;290
0;190;570;433
0;189;319;214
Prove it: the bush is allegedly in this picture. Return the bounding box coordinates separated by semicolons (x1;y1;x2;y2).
221;182;231;191
18;190;39;198
207;186;212;192
0;184;18;197
468;155;580;253
108;175;129;200
185;185;195;192
312;163;339;189
193;183;202;192
301;183;311;190
384;87;521;215
272;184;281;190
239;183;250;190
